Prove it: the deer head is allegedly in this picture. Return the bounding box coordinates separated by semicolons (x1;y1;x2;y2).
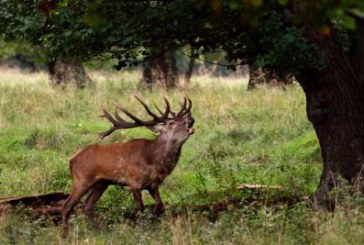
99;96;194;144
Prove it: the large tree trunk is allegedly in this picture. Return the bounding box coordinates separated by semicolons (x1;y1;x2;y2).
297;22;364;210
48;57;92;89
141;49;179;89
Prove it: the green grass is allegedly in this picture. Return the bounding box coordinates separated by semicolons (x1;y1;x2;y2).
0;70;363;244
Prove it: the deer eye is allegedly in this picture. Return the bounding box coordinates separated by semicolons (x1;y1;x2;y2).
168;121;176;126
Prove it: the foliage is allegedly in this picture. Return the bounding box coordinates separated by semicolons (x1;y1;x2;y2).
0;40;36;59
1;0;363;74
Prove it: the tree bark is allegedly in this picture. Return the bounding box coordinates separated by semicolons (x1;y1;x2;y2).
48;57;92;89
297;23;364;210
141;49;179;89
184;46;196;87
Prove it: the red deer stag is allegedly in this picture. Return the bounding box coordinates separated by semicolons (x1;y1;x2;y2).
62;97;194;237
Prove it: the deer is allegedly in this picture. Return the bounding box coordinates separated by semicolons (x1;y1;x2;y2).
62;96;194;237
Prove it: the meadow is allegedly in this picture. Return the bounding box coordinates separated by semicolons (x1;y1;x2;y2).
0;69;363;244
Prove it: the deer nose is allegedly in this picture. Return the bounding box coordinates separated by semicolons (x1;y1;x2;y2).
186;117;195;128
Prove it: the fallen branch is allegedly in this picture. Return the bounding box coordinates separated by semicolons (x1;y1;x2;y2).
236;183;284;190
0;192;69;217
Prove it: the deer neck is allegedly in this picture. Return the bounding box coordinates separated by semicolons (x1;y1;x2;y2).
147;135;183;171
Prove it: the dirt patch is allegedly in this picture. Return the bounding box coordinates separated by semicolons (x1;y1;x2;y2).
176;193;306;222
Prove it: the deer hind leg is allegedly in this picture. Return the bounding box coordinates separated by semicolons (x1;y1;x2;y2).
83;182;108;228
62;182;92;238
148;186;164;216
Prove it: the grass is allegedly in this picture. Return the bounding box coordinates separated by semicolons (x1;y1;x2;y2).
0;69;363;244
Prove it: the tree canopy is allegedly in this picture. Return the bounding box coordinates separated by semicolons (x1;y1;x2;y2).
1;0;362;73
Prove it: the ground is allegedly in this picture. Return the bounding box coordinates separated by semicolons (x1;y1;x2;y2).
0;69;363;244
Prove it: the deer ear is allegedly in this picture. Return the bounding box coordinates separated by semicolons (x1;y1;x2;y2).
148;123;165;133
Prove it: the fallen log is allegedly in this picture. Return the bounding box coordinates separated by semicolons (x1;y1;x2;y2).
0;192;69;218
0;192;69;206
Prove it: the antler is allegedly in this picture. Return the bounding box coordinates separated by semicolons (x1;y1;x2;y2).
154;97;192;118
99;97;170;141
172;97;192;118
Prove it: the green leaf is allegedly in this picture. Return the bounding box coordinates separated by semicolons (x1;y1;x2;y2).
277;0;288;5
341;15;356;29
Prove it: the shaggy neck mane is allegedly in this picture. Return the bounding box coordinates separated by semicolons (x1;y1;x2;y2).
145;135;183;170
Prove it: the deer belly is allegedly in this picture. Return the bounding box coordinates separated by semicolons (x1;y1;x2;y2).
129;171;164;189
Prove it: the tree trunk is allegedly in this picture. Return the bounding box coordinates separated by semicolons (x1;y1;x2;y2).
48;57;92;89
297;23;364;210
184;46;196;87
141;49;179;89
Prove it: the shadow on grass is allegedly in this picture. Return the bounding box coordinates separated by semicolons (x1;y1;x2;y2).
0;188;307;225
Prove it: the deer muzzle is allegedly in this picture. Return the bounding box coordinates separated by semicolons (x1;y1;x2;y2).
186;117;195;134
